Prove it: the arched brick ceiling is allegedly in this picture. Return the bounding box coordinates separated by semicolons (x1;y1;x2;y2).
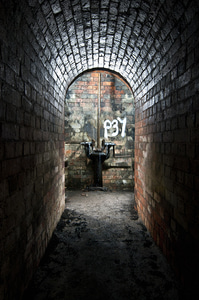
20;0;196;95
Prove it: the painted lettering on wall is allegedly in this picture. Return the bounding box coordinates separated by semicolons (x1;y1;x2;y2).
104;117;126;138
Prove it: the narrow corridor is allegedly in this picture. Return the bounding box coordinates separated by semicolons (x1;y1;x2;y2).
24;191;180;300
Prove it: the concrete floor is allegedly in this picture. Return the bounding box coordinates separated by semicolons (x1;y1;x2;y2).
24;190;180;300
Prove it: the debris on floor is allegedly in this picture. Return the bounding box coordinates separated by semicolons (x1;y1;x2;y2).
23;190;180;300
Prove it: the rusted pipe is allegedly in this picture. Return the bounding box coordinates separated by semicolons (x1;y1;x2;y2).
97;72;101;148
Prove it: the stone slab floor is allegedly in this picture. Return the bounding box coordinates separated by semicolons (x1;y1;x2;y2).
24;190;181;300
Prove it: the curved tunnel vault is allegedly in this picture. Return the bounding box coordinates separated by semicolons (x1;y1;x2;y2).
0;0;199;299
17;0;196;95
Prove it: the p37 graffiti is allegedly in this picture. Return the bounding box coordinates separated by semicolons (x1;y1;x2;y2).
104;117;127;138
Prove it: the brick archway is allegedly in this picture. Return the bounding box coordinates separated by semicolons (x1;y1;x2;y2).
64;69;135;190
0;1;199;298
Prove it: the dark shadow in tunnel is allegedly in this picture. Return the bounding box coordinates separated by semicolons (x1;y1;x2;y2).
23;192;180;300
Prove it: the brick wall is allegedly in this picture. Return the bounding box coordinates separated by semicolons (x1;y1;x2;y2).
0;1;65;299
65;71;134;190
134;3;199;296
0;0;198;298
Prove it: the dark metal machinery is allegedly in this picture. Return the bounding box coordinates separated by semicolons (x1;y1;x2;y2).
80;72;116;189
81;140;115;188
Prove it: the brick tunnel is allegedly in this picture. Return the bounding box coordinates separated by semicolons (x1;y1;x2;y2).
0;0;199;299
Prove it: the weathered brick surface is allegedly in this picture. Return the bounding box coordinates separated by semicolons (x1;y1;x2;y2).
134;2;199;297
64;71;134;190
0;0;198;299
0;1;65;299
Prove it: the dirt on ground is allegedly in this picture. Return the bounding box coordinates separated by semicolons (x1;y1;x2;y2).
23;190;180;300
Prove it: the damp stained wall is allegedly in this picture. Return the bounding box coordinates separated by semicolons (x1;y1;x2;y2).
0;0;199;298
64;71;135;190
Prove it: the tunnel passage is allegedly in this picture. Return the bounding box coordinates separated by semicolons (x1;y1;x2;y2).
0;0;199;299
